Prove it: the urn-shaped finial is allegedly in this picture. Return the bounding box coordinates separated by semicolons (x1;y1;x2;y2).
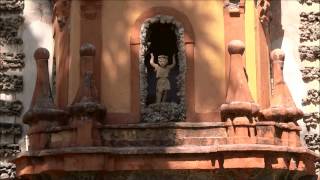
260;49;303;122
69;43;105;119
23;48;67;124
228;40;245;55
220;40;259;117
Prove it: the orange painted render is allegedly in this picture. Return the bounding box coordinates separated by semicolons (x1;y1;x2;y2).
68;1;226;116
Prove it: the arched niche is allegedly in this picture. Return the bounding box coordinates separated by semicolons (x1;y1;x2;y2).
130;7;195;123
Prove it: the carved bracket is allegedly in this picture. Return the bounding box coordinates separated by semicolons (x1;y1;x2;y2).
301;67;320;82
0;100;23;116
299;12;320;42
0;73;23;92
302;89;320;105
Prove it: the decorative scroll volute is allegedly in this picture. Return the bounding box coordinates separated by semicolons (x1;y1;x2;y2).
260;49;303;122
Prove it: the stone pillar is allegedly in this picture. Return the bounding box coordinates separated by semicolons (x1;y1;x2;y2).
68;43;106;146
220;40;259;144
23;48;68;150
260;49;304;147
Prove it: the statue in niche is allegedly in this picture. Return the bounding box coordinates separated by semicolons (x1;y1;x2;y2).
149;53;176;103
140;17;186;122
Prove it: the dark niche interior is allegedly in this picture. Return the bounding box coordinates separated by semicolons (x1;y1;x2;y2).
144;22;180;105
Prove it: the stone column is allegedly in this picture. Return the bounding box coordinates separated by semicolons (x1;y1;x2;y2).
23;48;68;150
68;43;106;146
260;49;303;147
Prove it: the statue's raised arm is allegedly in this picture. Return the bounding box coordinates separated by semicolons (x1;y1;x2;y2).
168;54;176;69
149;53;158;68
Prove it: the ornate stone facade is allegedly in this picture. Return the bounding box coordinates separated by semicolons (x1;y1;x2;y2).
298;0;320;5
299;12;320;42
0;53;24;70
0;0;24;12
296;2;320;175
0;73;23;92
299;45;320;62
0;162;16;179
0;4;24;178
303;112;320;130
302;89;320;105
301;67;320;82
0;100;23;116
8;1;320;179
0;16;24;46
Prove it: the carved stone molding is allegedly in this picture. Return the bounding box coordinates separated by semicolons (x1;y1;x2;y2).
0;73;23;92
298;0;320;5
302;89;320;105
0;0;24;12
301;67;320;82
0;52;24;70
0;100;22;116
299;45;320;62
299;12;320;42
303;112;320;130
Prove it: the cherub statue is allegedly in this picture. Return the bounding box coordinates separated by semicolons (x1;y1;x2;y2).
150;53;176;103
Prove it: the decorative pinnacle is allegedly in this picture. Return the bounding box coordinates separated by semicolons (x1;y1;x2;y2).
80;43;96;56
34;48;50;60
228;40;245;55
270;49;285;62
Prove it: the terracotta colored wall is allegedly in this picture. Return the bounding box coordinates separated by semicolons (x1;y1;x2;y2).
69;1;226;114
68;0;81;104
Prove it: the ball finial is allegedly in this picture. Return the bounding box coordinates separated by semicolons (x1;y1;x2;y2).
270;49;285;62
80;43;96;56
228;40;245;55
34;48;49;60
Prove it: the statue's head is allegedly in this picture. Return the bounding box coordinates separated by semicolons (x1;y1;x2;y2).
158;55;168;67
